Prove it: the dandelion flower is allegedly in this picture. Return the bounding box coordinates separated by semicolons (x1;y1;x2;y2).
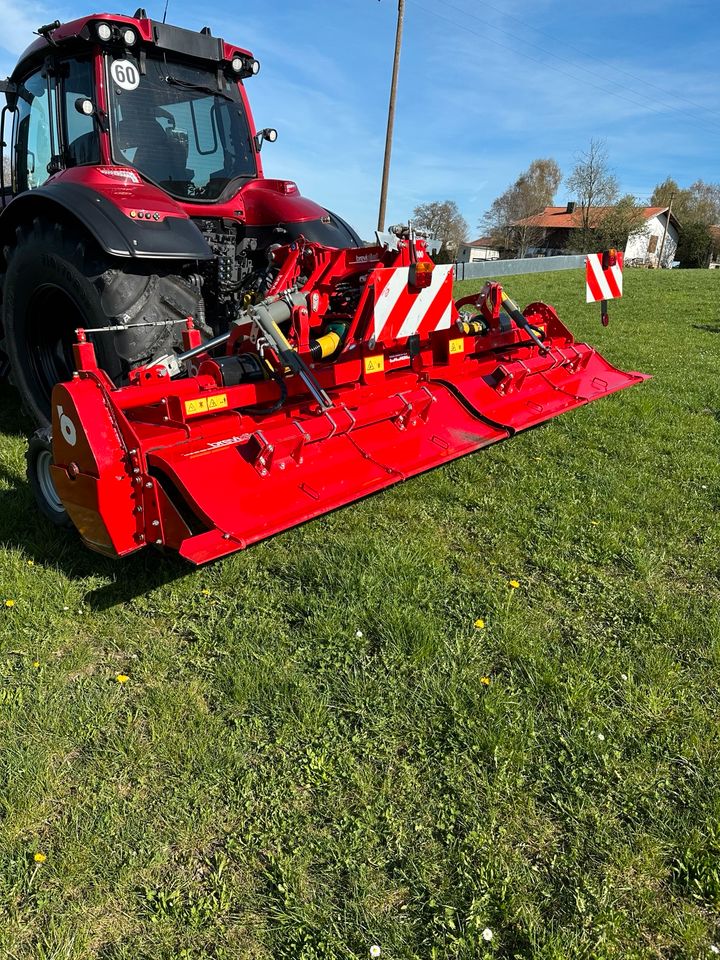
590;521;599;526
482;927;493;942
201;588;211;596
116;674;129;684
32;661;40;669
27;560;34;566
4;599;15;608
509;580;520;589
370;948;381;959
474;618;485;629
480;676;491;686
33;852;46;863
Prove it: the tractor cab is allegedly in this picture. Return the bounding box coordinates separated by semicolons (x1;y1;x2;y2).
3;12;263;201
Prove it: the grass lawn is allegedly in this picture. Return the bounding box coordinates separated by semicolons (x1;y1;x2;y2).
1;267;719;959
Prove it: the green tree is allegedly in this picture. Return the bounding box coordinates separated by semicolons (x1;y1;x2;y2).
675;221;713;268
590;194;648;251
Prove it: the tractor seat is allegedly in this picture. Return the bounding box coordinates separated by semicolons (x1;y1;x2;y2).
67;131;100;166
116;117;191;184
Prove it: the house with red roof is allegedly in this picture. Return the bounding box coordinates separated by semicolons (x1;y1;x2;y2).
514;203;680;266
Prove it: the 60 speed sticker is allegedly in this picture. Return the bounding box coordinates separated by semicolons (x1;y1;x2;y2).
111;59;140;91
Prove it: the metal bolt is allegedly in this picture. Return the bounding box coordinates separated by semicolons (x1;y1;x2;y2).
223;533;231;540
152;520;160;527
129;448;137;455
145;482;153;488
133;467;140;474
135;506;143;514
137;534;145;542
155;539;162;545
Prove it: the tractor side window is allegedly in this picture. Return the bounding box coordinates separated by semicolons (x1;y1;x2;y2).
62;58;99;167
14;70;53;192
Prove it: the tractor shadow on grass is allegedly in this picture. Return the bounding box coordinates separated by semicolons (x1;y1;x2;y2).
0;385;191;609
692;322;720;334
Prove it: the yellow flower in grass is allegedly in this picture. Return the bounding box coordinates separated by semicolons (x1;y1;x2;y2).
474;618;485;630
33;852;46;863
4;599;15;608
27;560;34;566
32;661;40;669
201;589;211;596
509;580;520;589
480;676;491;686
115;674;129;684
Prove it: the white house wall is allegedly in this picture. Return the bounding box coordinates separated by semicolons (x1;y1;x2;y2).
625;213;679;266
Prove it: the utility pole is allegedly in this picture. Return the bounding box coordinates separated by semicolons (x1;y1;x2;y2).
377;0;405;233
657;192;674;268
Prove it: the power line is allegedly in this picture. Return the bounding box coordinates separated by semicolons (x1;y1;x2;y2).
473;0;720;126
430;0;720;138
407;0;720;140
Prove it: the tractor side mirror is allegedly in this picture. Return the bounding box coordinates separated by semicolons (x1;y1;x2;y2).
254;127;278;152
0;78;18;111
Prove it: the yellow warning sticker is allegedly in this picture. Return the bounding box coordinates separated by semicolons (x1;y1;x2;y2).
185;398;208;416
364;355;385;375
448;338;465;355
184;393;229;416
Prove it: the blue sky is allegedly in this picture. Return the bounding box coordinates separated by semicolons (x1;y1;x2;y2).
1;0;717;239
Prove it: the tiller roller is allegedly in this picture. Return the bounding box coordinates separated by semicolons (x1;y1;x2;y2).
47;229;647;564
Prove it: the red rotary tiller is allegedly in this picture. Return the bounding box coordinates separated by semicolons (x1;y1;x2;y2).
44;231;647;564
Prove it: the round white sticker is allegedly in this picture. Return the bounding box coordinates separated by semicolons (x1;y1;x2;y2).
111;59;140;91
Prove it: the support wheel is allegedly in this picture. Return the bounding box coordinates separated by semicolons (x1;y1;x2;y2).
26;427;72;529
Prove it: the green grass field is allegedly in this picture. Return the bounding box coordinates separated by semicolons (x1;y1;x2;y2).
1;268;719;960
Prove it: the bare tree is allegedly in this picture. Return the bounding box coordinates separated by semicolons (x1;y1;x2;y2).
412;200;468;263
482;158;562;256
566;139;619;249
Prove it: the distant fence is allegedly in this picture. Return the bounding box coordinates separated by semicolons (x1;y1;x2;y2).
453;255;585;281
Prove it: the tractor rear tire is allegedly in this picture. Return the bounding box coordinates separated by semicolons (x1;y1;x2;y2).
26;426;72;529
2;216;202;426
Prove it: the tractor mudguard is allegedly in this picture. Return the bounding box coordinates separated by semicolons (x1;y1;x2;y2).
0;182;213;260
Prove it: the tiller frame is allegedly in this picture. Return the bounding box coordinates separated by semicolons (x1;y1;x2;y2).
48;231;648;564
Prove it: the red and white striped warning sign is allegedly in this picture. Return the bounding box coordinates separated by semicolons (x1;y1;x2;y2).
586;251;623;303
370;264;454;344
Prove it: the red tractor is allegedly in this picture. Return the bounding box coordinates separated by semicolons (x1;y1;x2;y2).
0;12;647;563
0;9;361;426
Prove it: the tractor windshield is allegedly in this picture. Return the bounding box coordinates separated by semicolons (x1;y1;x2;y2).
107;53;256;201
